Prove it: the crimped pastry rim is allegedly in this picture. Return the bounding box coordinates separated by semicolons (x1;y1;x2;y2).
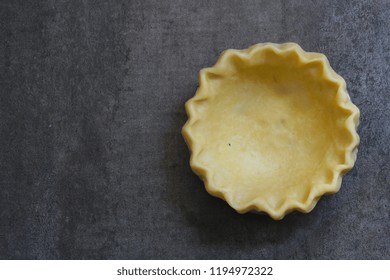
182;43;360;220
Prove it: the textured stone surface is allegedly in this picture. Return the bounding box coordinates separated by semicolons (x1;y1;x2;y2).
0;0;389;259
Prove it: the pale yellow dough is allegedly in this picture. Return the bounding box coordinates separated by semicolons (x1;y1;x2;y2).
182;43;360;220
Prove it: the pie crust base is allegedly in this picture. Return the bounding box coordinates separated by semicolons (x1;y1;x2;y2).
182;43;360;220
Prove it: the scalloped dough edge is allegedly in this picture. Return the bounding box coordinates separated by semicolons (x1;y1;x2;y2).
182;43;360;220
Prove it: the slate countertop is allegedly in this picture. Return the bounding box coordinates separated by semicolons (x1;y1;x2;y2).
1;0;389;259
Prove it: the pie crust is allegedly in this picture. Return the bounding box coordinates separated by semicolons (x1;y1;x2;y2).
182;43;360;220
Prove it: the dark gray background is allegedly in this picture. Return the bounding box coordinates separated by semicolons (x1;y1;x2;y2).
1;0;389;259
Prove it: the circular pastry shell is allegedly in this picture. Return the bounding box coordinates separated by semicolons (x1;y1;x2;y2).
182;43;360;220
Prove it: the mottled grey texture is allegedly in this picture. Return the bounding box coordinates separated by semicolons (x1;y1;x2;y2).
0;0;389;259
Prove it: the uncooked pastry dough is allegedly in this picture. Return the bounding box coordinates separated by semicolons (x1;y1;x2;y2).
182;43;360;220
